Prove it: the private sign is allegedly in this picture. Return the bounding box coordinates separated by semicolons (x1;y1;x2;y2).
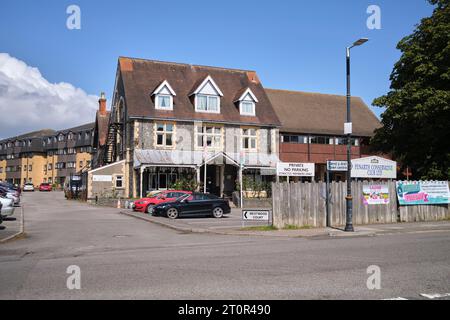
277;162;315;177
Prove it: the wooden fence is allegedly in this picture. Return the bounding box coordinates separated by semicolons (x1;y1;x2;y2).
272;181;449;228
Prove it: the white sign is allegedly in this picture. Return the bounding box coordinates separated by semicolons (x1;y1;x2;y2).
327;161;348;172
92;175;112;182
277;162;315;177
351;156;397;179
344;122;353;135
242;210;270;221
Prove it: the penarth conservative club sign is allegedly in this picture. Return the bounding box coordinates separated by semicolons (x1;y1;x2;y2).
351;156;397;179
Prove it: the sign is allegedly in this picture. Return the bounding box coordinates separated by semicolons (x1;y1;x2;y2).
277;162;315;177
327;161;348;172
363;184;390;205
396;181;450;206
242;209;270;221
92;175;112;182
260;168;277;176
351;156;397;179
344;122;353;135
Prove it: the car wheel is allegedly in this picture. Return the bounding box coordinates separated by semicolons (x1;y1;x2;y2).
212;207;224;219
145;205;153;214
166;208;179;219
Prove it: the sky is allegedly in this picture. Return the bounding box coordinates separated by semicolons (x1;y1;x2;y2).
0;0;434;139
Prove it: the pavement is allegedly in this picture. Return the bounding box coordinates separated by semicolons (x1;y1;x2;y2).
1;191;449;300
121;207;450;239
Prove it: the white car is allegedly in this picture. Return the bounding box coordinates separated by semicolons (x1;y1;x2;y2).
0;196;15;217
23;183;35;192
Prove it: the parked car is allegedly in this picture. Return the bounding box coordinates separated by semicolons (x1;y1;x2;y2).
39;183;52;192
0;186;20;206
0;182;21;195
152;192;231;219
133;190;192;214
23;183;35;192
0;195;15;218
0;203;3;225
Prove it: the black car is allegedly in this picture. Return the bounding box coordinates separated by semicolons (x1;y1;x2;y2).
152;193;231;219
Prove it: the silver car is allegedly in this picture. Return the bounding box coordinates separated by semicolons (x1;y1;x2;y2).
0;196;15;217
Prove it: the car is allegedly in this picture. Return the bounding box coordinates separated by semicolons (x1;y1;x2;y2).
0;187;20;206
39;183;52;192
0;182;21;195
0;203;3;225
23;183;35;192
133;190;192;214
152;192;231;219
0;196;15;218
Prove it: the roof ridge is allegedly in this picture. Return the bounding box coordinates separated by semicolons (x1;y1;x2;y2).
119;56;256;73
265;88;363;99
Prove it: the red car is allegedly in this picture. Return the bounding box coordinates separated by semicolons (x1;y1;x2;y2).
133;190;192;214
39;183;52;192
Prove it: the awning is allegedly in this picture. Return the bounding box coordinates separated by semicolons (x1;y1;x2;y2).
134;150;279;169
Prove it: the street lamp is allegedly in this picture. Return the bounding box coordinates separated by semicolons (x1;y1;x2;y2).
345;38;368;232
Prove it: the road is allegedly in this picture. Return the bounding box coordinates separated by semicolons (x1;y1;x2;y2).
0;192;449;300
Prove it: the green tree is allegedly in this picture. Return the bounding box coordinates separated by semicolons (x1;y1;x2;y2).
371;0;450;180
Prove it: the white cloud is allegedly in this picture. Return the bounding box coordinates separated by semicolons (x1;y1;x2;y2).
0;53;98;139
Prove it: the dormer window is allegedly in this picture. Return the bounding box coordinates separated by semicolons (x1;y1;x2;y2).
235;88;258;116
152;80;176;110
191;76;223;114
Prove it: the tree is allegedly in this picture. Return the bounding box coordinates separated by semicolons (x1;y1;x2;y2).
371;0;450;180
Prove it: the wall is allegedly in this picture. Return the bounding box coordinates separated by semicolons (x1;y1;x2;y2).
88;161;126;199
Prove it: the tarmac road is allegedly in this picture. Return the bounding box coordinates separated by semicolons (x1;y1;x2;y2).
0;192;449;300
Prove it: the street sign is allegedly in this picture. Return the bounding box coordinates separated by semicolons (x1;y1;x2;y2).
242;209;270;221
327;161;348;172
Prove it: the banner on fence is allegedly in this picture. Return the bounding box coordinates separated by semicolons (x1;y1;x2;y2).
363;184;390;205
396;181;450;205
276;162;315;177
351;156;397;179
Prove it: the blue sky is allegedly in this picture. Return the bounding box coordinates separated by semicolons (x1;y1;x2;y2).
0;0;434;136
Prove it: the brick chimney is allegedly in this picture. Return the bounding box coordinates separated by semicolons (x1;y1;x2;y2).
98;92;107;116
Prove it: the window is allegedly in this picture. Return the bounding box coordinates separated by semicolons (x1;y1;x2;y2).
28;140;32;147
86;160;91;168
310;136;333;145
79;160;83;168
335;137;359;146
196;95;219;113
282;135;308;144
156;94;172;109
29;165;32;172
115;175;123;188
240;101;255;116
48;164;53;170
48;177;52;184
58;135;64;142
195;125;222;149
242;128;258;151
155;123;174;148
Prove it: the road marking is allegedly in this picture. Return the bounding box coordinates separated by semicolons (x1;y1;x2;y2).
420;293;450;299
382;297;408;300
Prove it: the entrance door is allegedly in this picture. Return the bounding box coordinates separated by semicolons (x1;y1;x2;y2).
200;165;221;196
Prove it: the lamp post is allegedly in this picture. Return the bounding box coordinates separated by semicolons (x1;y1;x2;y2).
345;38;368;232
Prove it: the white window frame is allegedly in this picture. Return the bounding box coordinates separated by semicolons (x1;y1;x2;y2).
194;124;223;150
154;122;176;149
194;94;221;114
239;101;256;116
241;127;258;152
155;94;173;110
114;175;124;189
